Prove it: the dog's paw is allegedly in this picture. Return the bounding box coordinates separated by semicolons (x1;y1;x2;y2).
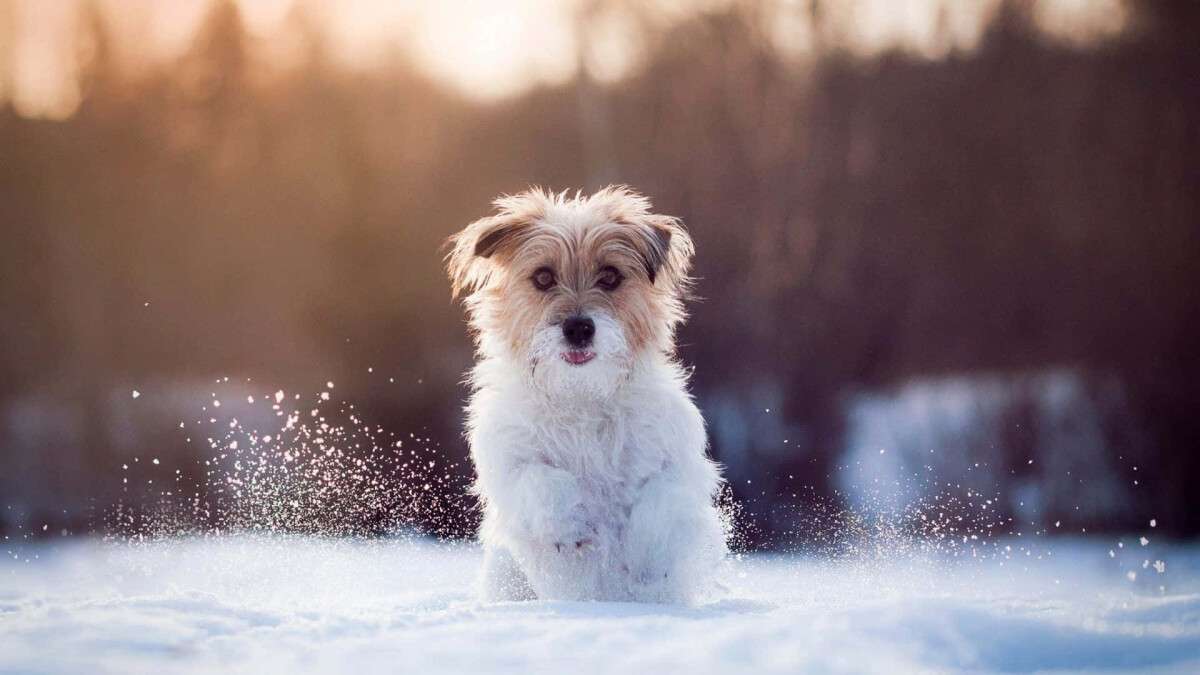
629;564;670;586
553;539;594;554
627;563;678;602
547;505;598;554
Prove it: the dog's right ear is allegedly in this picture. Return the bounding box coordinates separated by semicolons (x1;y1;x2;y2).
445;213;528;299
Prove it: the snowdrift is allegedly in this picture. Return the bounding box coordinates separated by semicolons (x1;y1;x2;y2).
2;536;1197;673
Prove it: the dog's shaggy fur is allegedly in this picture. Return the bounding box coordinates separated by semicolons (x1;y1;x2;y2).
447;186;727;603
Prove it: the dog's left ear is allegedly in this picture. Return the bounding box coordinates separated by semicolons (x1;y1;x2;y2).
638;215;694;291
445;213;529;299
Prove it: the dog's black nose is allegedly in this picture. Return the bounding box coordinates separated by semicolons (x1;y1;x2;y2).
562;316;595;348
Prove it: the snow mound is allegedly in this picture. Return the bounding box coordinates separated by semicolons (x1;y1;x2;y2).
2;536;1198;673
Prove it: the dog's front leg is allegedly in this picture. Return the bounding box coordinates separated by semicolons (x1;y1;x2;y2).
482;461;596;554
623;471;724;603
480;460;604;601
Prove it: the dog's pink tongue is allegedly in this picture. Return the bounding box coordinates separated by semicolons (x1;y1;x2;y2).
562;350;595;365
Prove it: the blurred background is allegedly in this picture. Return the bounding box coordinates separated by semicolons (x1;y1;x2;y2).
1;0;1196;545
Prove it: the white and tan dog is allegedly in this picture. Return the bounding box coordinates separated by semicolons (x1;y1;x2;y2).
446;186;727;603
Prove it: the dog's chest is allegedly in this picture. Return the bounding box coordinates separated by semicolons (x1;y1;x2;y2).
535;410;657;501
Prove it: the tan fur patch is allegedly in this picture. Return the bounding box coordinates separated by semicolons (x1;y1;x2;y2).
446;186;694;358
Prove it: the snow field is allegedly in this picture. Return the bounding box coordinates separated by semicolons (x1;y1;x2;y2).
2;535;1198;674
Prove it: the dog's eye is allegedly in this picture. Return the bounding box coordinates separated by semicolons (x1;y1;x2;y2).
596;266;623;291
531;267;556;291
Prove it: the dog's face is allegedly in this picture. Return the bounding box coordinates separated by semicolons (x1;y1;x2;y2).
447;187;693;399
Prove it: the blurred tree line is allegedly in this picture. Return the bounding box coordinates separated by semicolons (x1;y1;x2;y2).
1;0;1196;541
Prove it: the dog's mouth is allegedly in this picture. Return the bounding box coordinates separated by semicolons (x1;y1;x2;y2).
561;349;596;366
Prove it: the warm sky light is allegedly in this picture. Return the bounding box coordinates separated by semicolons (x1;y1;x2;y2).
0;0;1128;119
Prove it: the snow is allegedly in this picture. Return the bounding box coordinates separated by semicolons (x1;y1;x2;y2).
2;537;1198;673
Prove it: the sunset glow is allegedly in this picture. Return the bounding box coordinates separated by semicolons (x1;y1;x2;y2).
2;0;1129;119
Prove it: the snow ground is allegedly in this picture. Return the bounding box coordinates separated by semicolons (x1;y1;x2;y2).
2;536;1198;674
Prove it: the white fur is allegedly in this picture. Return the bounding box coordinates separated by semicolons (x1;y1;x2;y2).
465;343;729;600
467;322;727;604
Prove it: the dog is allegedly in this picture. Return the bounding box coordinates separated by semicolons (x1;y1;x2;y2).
446;186;727;603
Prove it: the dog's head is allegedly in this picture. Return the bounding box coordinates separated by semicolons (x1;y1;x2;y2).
447;186;693;399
